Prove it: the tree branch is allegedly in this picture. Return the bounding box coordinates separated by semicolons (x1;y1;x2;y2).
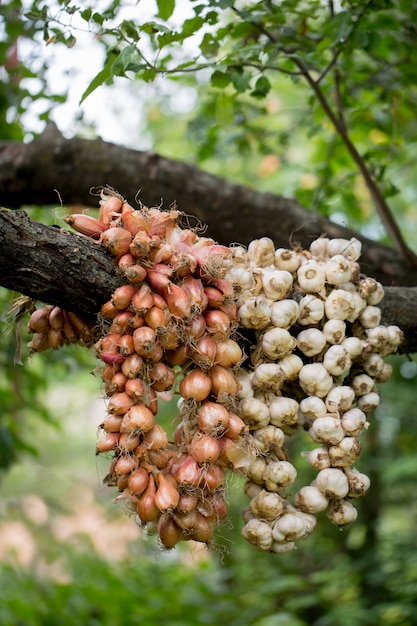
0;208;415;354
0;125;415;287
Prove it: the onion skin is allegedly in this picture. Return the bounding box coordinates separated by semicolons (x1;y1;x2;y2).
179;369;212;402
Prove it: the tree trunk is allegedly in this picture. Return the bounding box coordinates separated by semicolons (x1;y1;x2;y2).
0;124;415;287
0;208;415;354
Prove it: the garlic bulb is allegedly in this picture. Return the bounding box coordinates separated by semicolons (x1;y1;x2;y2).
294;485;328;514
298;295;325;325
248;237;276;267
262;269;293;301
351;374;375;397
322;319;346;345
327;237;361;260
250;490;285;520
262;327;297;360
344;468;371;498
309;237;329;258
272;513;307;543
341;336;363;359
269;396;299;427
241;518;273;551
327;499;358;526
297;328;326;357
276;354;304;381
325;255;352;285
239;398;270;430
263;461;297;490
274;248;300;272
299;396;327;421
301;446;331;470
325;386;355;413
297;260;326;295
359;305;381;329
324;289;355;321
358;277;384;304
298;363;333;398
252;363;285;393
309;416;345;445
246;457;267;484
270;299;300;329
238;296;271;329
252;425;285;453
322;344;352;376
340;408;368;436
315;468;349;499
328;436;361;467
357;392;380;413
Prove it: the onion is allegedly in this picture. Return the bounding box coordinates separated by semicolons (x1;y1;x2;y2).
95;432;120;453
115;454;139;475
121;353;143;378
142;424;169;450
189;433;221;464
101;227;132;257
111;285;137;310
133;326;158;358
144;306;169;329
161;283;192;319
118;432;141;452
124;377;145;399
64;213;107;238
204;309;231;336
191;336;217;369
98;196;123;224
127;466;150;496
101;414;123;433
136;475;159;522
179;369;212;401
150;362;175;392
108;392;134;415
132;284;154;313
158;514;183;548
120;403;155;433
210;365;239;398
215;339;242;367
197;401;230;435
174;455;202;486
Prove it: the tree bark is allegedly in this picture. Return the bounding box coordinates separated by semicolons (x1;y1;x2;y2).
0;124;415;287
0;208;415;354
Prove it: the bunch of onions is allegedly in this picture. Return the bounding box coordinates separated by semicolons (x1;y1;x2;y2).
27;187;403;555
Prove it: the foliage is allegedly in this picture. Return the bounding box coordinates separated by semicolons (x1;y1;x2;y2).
3;0;417;247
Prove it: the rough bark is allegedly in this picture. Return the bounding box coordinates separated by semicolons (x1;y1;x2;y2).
0;124;416;287
0;209;415;354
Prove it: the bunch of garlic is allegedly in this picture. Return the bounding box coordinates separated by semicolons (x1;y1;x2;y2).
227;236;402;551
27;193;403;554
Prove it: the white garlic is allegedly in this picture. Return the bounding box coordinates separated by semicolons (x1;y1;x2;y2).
298;363;334;398
327;237;362;260
322;319;346;344
325;254;353;285
363;353;385;377
247;237;276;267
262;327;297;360
296;328;327;356
252;363;285;393
365;326;389;350
357;392;380;413
269;396;299;427
358;277;384;304
327;499;358;526
294;511;317;537
298;295;325;325
276;354;304;381
229;244;249;266
359;305;381;329
309;237;329;259
246;457;267;484
294;485;329;514
341;336;363;359
324;289;356;321
263;461;297;489
346;292;367;322
299;397;327;425
240;398;270;430
340;408;368;436
328;436;362;467
322;344;352;376
374;362;393;383
241;518;273;551
250;490;285;520
301;446;331;470
297;260;326;295
344;467;371;498
261;268;293;300
236;370;255;399
238;296;272;330
225;266;255;293
244;480;263;499
271;513;307;543
274;248;300;272
325;386;355;413
315;467;349;499
386;325;404;348
242;506;255;523
270;299;300;329
351;374;375;396
252;425;285;453
309;416;345;445
270;541;296;553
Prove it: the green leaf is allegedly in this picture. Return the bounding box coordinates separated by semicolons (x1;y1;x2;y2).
156;0;175;20
211;70;231;89
111;44;137;77
80;59;113;103
120;20;140;41
251;75;271;98
80;8;92;22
